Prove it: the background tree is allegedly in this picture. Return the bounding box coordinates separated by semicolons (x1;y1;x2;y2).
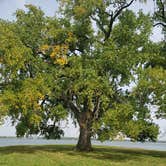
0;1;162;151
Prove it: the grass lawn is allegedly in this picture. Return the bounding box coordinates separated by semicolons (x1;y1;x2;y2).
0;145;165;166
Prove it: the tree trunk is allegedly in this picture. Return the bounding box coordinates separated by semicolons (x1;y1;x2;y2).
76;113;93;151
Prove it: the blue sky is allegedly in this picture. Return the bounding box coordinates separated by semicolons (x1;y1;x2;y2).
0;0;165;140
0;0;58;20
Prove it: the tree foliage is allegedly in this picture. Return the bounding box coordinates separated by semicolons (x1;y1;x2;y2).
0;1;164;151
136;0;166;120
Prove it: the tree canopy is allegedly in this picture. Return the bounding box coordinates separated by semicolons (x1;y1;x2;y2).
0;1;165;151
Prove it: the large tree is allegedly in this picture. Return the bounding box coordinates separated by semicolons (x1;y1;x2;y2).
0;1;162;151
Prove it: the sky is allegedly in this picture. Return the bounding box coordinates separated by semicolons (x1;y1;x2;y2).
0;0;165;140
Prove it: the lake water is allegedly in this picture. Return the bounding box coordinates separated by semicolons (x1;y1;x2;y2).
0;138;166;151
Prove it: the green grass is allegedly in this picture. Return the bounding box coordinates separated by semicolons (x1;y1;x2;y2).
0;145;166;166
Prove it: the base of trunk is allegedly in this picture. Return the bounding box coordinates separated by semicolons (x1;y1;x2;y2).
76;124;92;152
75;143;92;152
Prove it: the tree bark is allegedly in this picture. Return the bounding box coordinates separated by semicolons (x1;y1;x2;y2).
76;112;93;151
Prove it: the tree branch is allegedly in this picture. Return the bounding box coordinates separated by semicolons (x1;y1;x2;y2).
104;0;135;41
60;94;80;119
153;22;166;27
68;101;80;118
92;96;101;119
90;15;107;37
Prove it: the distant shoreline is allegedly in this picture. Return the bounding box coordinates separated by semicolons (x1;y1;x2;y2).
0;136;166;143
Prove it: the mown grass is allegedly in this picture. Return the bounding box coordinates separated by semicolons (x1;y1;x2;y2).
0;145;165;166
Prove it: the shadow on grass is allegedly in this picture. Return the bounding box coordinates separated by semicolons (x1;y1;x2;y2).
0;145;166;162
